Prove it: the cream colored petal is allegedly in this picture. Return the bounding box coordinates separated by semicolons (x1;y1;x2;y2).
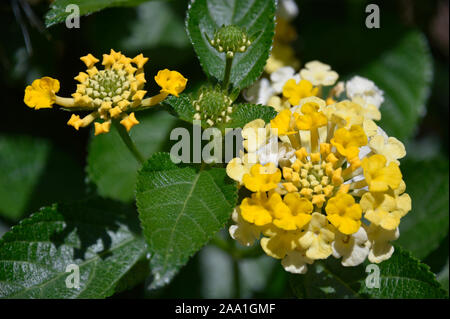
281;250;314;274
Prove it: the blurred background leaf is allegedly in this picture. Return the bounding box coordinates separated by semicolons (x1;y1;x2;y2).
86;108;180;202
396;158;449;260
356;31;432;141
0;134;85;221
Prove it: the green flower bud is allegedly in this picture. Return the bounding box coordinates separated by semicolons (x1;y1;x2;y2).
192;86;233;127
209;25;251;58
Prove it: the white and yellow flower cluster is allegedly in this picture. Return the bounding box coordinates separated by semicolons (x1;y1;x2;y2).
24;50;187;135
245;60;342;114
227;67;410;273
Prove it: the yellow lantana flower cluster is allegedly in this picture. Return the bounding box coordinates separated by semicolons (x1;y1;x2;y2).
227;74;410;273
24;50;187;135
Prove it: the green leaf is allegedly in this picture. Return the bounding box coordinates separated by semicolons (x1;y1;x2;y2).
117;1;189;51
86;1;190;57
437;259;449;293
164;96;277;130
290;258;366;299
86;109;179;202
0;135;84;221
0;198;147;298
225;103;277;128
290;247;448;299
186;0;276;89
357;31;433;141
359;246;448;299
45;0;151;27
136;152;237;288
163;94;195;124
396;158;449;259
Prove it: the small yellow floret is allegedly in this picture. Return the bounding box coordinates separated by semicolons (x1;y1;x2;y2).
282;79;318;106
360;188;411;230
132;53;149;69
120;112;140;132
294;102;327;130
270;109;296;135
24;77;60;110
154;69;187;97
240;192;276;226
80;54;99;69
272;193;313;230
67;114;82;130
242;163;281;192
94;121;111;136
361;154;402;192
325;193;362;235
331;125;367;159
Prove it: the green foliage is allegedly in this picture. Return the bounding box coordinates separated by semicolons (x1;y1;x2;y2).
87;1;189;55
226;103;277;128
163;94;195;124
45;0;151;27
4;0;446;300
0;135;84;221
0;198;146;298
86;109;179;202
290;246;448;299
136;153;237;288
186;0;276;89
397;158;449;259
164;94;276;129
358;31;433;141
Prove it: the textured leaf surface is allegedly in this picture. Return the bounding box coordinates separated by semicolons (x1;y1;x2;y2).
163;94;195;124
136;153;237;288
164;97;276;130
225;103;277;128
0;135;84;221
45;0;150;27
186;0;276;89
359;246;448;298
358;31;432;141
290;246;447;299
0;198;146;298
397;159;449;259
86;109;179;202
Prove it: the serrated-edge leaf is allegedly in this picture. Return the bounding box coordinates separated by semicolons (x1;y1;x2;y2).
186;0;276;89
163;94;195;124
359;246;448;299
0;198;146;299
226;103;277;128
136;152;237;288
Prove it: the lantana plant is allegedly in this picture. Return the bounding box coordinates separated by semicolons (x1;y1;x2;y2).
0;0;447;300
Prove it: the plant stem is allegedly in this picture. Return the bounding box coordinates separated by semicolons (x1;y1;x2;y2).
222;56;233;91
113;120;145;165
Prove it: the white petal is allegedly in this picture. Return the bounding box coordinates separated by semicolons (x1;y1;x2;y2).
277;0;299;21
281;251;313;274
